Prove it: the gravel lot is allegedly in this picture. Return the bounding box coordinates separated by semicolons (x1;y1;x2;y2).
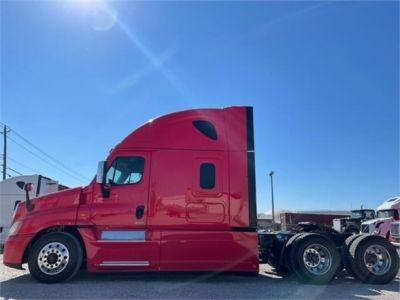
1;254;399;300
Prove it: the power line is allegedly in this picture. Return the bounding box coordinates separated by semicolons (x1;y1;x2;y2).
1;164;24;176
12;129;88;180
11;129;88;179
8;156;42;174
8;136;86;183
7;167;23;176
0;122;89;181
8;136;85;183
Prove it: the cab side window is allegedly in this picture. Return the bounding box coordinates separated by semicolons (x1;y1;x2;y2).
200;163;215;189
106;156;145;185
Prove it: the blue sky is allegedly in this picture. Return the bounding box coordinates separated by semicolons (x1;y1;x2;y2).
1;0;398;213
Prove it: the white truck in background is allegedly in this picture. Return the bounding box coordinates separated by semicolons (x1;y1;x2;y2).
0;175;68;244
390;220;400;247
361;196;400;240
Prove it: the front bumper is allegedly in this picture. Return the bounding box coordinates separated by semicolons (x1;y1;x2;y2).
391;235;400;248
3;234;34;269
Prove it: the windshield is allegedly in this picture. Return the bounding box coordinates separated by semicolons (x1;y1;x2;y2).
351;211;363;218
377;210;396;219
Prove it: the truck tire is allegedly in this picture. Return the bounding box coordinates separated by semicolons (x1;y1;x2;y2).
342;234;363;277
348;234;399;284
28;232;83;283
289;233;341;284
279;233;306;272
345;227;359;235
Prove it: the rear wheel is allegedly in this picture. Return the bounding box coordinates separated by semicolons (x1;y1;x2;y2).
342;234;363;277
289;233;341;284
28;232;83;283
348;235;399;284
280;233;305;272
345;227;360;235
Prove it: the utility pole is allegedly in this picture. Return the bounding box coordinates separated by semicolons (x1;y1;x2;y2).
269;171;275;231
2;125;9;180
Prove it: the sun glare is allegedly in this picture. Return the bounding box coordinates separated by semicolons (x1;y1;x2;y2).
66;0;118;31
68;0;105;11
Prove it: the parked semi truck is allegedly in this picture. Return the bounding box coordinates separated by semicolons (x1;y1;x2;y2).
390;221;400;247
0;175;67;244
3;107;399;284
333;209;375;234
361;197;400;239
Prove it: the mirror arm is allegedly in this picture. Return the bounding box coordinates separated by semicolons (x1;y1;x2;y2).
25;189;34;211
15;181;34;211
96;161;111;198
101;183;111;198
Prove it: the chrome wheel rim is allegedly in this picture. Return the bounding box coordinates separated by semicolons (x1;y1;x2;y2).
37;242;69;275
363;245;391;275
302;244;332;275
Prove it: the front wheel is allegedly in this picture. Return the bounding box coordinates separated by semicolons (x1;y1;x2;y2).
28;232;83;283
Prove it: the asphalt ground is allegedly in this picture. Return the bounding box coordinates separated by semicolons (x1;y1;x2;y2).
1;254;399;300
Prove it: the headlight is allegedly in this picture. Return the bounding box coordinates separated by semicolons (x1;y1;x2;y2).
8;221;22;237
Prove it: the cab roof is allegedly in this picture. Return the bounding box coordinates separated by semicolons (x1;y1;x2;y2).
110;106;252;154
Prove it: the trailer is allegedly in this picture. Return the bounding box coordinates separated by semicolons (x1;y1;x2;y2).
0;175;67;244
3;107;399;284
280;212;350;231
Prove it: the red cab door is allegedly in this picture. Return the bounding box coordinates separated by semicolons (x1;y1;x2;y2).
89;151;160;270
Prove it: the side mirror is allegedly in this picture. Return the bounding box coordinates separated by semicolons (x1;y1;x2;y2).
15;181;34;211
96;161;110;198
96;161;106;184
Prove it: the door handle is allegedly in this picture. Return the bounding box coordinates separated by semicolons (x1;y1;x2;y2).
136;205;144;219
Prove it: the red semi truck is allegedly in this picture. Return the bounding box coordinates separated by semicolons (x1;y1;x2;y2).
3;106;399;284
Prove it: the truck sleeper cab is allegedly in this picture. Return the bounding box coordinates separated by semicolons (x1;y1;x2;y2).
4;107;399;285
4;106;259;282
